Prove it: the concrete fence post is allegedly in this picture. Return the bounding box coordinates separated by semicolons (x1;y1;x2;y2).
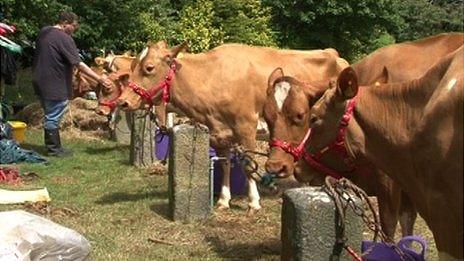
281;186;363;260
109;108;132;145
168;124;211;222
130;110;158;167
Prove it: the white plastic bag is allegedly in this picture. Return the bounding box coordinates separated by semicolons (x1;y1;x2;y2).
0;210;90;260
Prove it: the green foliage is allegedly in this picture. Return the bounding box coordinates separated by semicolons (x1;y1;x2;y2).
176;0;276;53
213;0;277;47
64;0;177;55
1;0;461;65
394;0;464;42
177;0;224;53
262;0;404;62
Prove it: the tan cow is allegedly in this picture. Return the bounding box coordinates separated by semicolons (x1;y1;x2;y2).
263;33;464;240
116;41;349;213
279;47;463;259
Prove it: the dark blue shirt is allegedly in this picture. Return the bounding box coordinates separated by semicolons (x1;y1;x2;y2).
32;26;81;100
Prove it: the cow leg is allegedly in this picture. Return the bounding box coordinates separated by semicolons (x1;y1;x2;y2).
240;137;261;215
215;148;231;210
431;206;463;260
398;190;416;237
246;171;261;215
375;173;402;242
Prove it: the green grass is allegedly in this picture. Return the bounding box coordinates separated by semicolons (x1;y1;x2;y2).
2;67;37;106
0;129;438;260
0;129;283;260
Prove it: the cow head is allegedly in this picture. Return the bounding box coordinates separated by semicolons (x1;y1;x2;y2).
263;68;328;184
117;41;188;110
94;53;135;73
302;67;359;180
72;67;101;98
95;70;128;116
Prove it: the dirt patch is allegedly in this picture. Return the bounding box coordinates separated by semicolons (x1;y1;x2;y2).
14;98;110;140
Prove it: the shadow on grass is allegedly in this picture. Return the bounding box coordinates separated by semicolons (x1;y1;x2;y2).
95;189;167;205
85;144;130;154
149;202;170;220
20;142;47;155
205;235;280;259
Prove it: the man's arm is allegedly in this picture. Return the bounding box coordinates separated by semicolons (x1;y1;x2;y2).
77;62;111;88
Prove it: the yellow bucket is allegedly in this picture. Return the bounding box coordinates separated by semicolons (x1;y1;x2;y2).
8;121;27;143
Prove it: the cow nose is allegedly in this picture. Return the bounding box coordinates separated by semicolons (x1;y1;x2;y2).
95;107;104;115
95;107;109;116
118;100;129;109
265;159;292;178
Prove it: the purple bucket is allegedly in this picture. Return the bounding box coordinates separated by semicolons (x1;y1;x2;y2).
210;149;247;196
361;236;427;261
155;130;169;160
154;135;246;195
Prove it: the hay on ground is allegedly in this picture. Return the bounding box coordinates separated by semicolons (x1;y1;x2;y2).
14;98;110;139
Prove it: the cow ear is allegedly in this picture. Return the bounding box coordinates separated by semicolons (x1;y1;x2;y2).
267;67;284;95
117;71;130;86
155;40;168;50
336;67;358;100
375;66;389;85
303;79;331;106
170;42;188;58
94;57;105;66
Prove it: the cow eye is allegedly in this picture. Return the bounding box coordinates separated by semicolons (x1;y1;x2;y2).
309;114;319;125
145;64;155;73
292;112;306;125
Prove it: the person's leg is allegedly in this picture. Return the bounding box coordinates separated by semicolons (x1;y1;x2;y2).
42;99;72;157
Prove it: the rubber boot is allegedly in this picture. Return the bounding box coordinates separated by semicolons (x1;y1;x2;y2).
44;129;72;157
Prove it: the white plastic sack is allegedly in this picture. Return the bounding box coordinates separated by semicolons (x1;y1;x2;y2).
0;210;90;261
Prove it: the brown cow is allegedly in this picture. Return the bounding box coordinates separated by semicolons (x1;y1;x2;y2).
72;67;103;98
72;52;134;99
94;55;136;116
264;33;463;240
283;47;463;259
354;32;464;84
94;53;135;73
116;41;349;213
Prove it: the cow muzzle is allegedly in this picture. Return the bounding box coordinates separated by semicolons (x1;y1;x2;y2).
264;158;293;179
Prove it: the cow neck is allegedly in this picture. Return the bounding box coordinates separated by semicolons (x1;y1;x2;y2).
127;59;177;110
346;78;439;179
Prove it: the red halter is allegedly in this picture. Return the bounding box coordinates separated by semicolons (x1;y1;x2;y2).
98;85;121;112
269;97;358;180
127;59;177;109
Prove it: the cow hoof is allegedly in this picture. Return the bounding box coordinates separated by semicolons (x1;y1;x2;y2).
216;204;230;211
246;206;261;216
216;198;230;211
